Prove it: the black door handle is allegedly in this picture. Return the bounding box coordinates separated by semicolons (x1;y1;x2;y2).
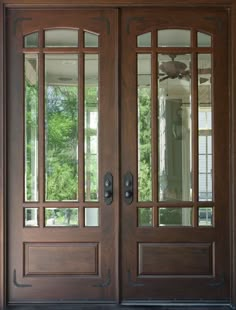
124;172;133;204
104;172;113;205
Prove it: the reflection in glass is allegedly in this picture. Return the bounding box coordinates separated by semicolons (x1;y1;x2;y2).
45;208;79;226
25;54;39;201
45;54;78;201
45;29;78;47
24;208;38;227
85;208;99;227
158;54;192;201
159;208;192;226
137;32;151;47
84;32;99;48
138;208;153;227
24;32;39;48
85;54;99;201
198;54;212;201
137;54;152;201
198;207;213;226
158;29;191;47
197;32;212;47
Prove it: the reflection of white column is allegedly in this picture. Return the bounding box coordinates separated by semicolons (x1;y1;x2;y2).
182;106;191;226
158;88;167;201
181;107;191;201
85;208;99;227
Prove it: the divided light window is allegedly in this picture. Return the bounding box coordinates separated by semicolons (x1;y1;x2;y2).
136;29;213;228
23;29;100;228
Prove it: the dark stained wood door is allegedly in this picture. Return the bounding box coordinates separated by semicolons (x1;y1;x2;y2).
7;9;118;303
7;6;230;306
121;8;230;302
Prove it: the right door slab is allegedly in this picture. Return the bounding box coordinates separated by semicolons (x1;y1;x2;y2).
121;7;229;302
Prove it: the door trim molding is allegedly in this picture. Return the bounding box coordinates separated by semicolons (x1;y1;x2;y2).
231;3;236;308
0;3;6;310
0;2;236;309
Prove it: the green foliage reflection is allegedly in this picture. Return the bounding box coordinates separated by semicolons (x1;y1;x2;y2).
45;85;78;201
138;87;152;201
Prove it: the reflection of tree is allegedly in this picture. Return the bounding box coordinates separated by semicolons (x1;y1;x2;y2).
25;80;38;201
45;85;78;201
45;208;78;226
138;88;152;202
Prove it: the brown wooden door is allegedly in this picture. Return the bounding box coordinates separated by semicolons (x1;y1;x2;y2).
7;9;118;303
121;8;229;302
7;6;230;305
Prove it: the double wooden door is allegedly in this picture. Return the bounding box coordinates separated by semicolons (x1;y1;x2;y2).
7;7;229;305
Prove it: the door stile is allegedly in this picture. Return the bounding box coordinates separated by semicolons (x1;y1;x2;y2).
151;30;158;221
38;31;44;208
191;40;199;228
113;9;120;303
78;30;85;207
231;4;236;305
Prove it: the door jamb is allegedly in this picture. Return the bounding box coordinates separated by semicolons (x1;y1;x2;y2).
0;2;6;310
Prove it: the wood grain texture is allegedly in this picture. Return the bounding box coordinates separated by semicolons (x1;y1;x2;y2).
138;243;213;276
1;0;234;7
0;0;235;308
24;243;99;276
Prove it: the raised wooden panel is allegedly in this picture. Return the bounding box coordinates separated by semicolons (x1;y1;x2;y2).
138;243;213;276
24;242;99;276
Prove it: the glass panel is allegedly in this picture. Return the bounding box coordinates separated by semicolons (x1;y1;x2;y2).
84;32;99;48
137;32;151;47
84;208;99;227
158;29;191;47
45;208;79;226
158;54;192;201
138;208;153;227
198;54;212;201
198;207;213;226
24;208;38;227
25;54;39;201
137;54;152;201
197;32;212;47
24;32;39;48
159;208;193;226
45;54;78;201
45;29;78;47
85;54;99;201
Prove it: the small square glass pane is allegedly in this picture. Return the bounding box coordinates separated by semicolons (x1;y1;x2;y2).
24;208;39;227
159;208;192;226
45;208;79;226
85;208;99;227
197;32;212;47
137;32;151;47
138;208;153;227
198;207;213;226
24;32;39;48
158;29;191;47
45;29;78;47
84;32;99;48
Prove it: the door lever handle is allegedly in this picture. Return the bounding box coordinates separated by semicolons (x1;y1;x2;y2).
104;172;113;205
124;172;133;204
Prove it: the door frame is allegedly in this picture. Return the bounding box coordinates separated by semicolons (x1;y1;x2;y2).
0;1;236;309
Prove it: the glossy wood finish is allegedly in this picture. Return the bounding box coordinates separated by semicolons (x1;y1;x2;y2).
231;3;236;307
0;1;236;309
121;7;229;301
0;0;233;6
7;9;118;303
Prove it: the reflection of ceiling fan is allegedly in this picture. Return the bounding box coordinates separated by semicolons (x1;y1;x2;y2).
159;55;211;83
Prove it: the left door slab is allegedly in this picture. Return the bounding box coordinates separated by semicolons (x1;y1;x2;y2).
7;9;118;303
